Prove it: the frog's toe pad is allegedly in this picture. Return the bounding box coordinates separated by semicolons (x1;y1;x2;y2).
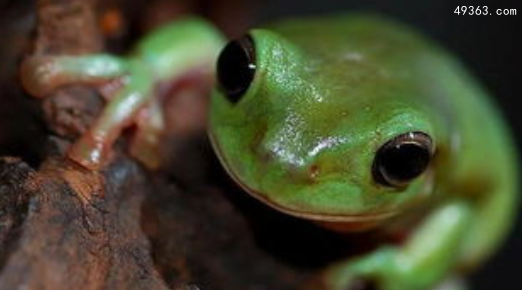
20;56;59;98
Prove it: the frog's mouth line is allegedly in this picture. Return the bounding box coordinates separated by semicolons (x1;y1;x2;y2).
208;131;398;223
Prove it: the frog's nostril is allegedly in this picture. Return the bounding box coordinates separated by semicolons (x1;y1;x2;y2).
309;164;320;180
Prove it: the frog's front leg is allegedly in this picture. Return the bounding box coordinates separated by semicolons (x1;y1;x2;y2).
326;201;472;290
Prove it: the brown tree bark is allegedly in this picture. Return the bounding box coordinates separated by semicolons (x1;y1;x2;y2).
0;1;171;289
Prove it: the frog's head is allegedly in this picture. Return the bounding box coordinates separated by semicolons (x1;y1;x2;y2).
209;28;439;225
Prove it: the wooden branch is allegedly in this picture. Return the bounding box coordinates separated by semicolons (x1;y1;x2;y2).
0;157;171;290
0;1;174;289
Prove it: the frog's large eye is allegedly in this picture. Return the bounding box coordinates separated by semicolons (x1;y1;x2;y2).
372;132;434;187
216;35;256;103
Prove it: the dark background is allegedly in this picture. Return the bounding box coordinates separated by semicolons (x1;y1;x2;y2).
252;0;521;289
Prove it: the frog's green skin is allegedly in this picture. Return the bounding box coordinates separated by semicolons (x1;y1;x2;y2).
20;15;518;290
210;15;518;290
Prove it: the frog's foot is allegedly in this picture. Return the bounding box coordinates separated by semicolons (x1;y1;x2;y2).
324;248;394;290
20;55;155;170
20;55;129;98
67;66;154;170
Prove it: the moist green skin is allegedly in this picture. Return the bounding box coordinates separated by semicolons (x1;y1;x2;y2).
19;14;519;290
210;15;519;290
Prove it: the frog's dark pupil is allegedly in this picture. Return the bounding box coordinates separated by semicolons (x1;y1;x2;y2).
217;35;256;103
373;132;433;187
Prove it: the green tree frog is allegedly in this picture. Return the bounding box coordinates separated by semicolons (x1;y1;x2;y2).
20;15;519;290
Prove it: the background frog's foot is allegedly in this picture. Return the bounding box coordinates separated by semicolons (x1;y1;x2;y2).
20;54;159;171
68;65;153;170
20;55;129;98
129;98;165;169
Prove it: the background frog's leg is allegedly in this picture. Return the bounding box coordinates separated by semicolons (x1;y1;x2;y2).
68;64;153;170
327;201;472;290
20;55;129;98
129;97;165;169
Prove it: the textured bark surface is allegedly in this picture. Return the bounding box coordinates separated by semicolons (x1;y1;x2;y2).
0;1;171;289
0;1;380;289
0;157;171;290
